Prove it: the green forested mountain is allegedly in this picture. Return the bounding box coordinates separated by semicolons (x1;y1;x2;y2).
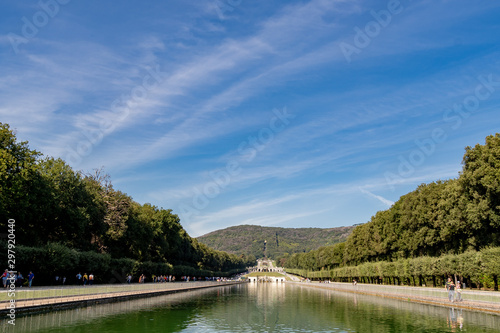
284;133;500;271
0;123;253;283
197;224;355;262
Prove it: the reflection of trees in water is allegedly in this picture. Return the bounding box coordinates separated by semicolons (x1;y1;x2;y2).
5;284;500;332
239;285;500;333
355;290;500;331
303;287;499;333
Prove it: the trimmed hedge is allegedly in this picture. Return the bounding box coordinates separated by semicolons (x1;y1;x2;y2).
286;247;500;290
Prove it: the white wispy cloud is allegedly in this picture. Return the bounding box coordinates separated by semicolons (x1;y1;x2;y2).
181;160;463;236
2;0;499;239
359;188;394;207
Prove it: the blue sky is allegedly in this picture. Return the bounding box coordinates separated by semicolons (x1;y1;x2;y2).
1;0;500;237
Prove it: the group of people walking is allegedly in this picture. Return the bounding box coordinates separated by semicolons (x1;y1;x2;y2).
2;269;34;288
445;277;463;302
3;270;207;287
75;272;95;285
128;274;174;283
139;274;176;283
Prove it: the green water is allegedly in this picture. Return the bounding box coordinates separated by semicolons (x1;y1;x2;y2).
3;283;500;332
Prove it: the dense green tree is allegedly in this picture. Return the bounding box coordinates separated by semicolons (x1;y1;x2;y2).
460;133;500;249
0;123;252;278
0;123;42;241
37;158;97;249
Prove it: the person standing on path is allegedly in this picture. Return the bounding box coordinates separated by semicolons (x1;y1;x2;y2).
76;272;82;285
2;269;7;288
89;273;94;285
446;277;455;302
83;273;88;286
28;271;34;288
455;281;463;302
16;272;24;287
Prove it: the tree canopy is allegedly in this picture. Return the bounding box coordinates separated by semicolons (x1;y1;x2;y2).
0;123;254;278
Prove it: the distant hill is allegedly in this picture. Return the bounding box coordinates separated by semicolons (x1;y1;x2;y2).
197;225;355;260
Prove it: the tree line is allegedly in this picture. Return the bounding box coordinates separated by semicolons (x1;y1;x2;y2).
282;133;500;289
0;123;255;284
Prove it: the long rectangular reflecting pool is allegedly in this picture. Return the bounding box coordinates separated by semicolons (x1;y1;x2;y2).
2;283;500;332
